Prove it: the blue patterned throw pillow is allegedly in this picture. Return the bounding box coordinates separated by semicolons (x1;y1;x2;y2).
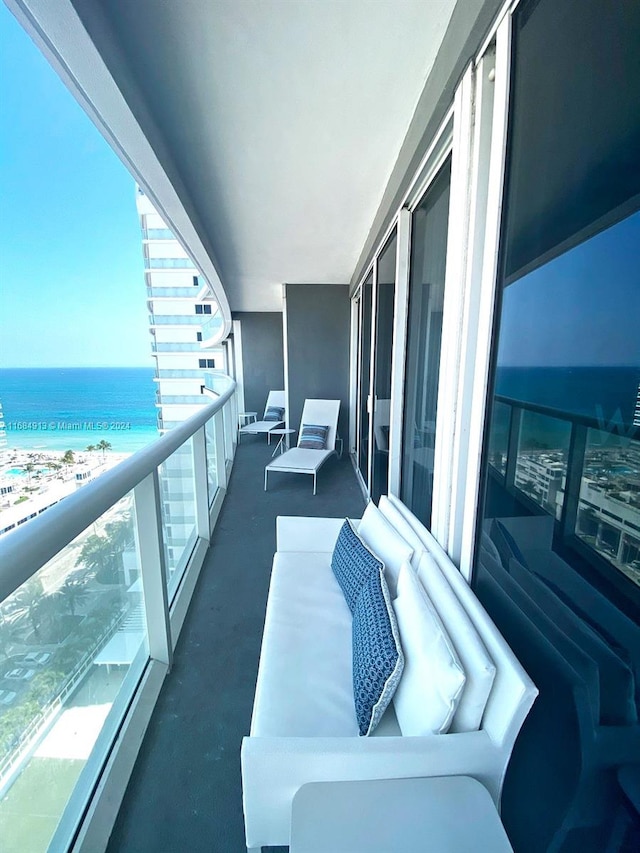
264;406;285;422
353;569;404;736
298;424;329;449
331;519;383;613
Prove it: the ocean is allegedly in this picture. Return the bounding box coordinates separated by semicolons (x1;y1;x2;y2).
495;365;640;429
0;367;158;453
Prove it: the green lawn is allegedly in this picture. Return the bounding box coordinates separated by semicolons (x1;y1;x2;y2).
0;756;85;853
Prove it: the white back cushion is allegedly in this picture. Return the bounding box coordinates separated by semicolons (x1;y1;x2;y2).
392;562;466;735
356;502;414;596
378;495;425;572
417;551;497;732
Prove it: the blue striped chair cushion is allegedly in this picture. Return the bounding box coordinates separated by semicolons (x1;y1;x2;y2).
264;406;285;422
298;424;329;449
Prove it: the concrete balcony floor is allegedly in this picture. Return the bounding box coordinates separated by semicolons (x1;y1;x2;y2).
107;438;365;852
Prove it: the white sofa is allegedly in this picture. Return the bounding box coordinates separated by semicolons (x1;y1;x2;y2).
241;498;538;851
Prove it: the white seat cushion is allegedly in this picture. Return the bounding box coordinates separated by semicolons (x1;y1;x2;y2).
251;552;358;737
267;447;333;473
417;552;496;732
356;502;414;596
392;563;466;736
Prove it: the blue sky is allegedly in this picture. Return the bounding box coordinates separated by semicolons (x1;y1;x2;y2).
497;210;640;368
0;4;151;367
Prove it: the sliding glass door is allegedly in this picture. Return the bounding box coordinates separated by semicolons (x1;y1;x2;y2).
357;271;373;483
371;232;397;502
401;159;452;526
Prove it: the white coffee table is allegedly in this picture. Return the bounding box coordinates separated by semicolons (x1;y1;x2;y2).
238;412;257;429
269;428;296;456
290;776;513;852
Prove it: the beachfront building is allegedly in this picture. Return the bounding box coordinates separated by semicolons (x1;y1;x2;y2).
136;188;225;573
0;2;639;852
136;187;224;434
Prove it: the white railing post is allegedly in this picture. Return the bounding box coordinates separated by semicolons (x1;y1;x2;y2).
133;470;172;668
214;409;228;489
192;425;211;541
223;401;233;462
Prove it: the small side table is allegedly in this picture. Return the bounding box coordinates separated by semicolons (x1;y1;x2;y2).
269;428;296;457
290;776;513;852
238;412;257;429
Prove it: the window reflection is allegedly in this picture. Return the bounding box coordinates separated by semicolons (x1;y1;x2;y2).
577;430;640;585
488;401;511;476
515;411;571;519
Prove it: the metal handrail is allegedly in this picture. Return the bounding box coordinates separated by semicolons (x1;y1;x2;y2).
495;393;639;435
0;374;236;603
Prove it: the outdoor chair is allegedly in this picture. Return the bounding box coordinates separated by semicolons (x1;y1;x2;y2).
239;390;286;442
264;399;340;494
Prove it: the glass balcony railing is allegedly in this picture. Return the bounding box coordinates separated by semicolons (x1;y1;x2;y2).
199;314;224;343
147;286;202;298
157;395;208;405
148;315;203;326
142;228;174;240
151;342;201;353
0;374;237;852
156;369;208;379
489;394;640;587
143;258;195;269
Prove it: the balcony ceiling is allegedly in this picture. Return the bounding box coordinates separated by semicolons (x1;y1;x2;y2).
11;1;458;314
55;0;455;313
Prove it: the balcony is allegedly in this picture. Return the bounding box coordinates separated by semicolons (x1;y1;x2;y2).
146;286;202;299
156;369;212;379
143;259;195;270
151;342;202;353
488;394;640;588
0;376;364;852
148;315;204;327
141;228;174;240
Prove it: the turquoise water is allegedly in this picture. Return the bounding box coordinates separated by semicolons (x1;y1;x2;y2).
0;367;158;452
5;466;50;476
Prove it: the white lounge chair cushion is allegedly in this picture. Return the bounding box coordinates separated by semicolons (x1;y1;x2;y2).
392;562;466;736
417;551;496;732
356;502;414;596
251;551;357;737
267;447;333;473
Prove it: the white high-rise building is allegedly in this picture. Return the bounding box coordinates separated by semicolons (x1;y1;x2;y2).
136;188;224;573
136;187;224;433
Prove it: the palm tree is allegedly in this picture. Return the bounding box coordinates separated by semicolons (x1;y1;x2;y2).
22;462;35;485
85;444;96;454
8;578;45;639
56;577;90;617
104;515;135;553
61;449;75;466
80;533;122;583
97;439;112;460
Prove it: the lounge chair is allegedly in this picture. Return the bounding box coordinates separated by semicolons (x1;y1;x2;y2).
264;399;340;494
239;391;286;442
